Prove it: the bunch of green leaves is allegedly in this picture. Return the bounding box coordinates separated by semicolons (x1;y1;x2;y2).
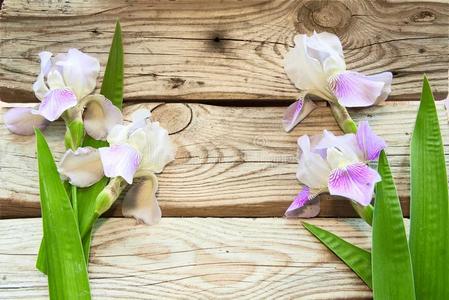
35;21;124;298
304;77;449;299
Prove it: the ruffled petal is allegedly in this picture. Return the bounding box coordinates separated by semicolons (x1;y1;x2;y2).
32;51;53;101
284;186;321;218
129;109;151;133
56;48;100;99
328;163;381;206
107;124;131;145
36;88;78;121
356;121;386;161
46;69;66;90
282;98;317;132
316;130;362;164
122;174;162;225
99;144;141;184
296;135;331;189
284;35;335;100
82;95;123;141
305;32;346;76
4;107;50;135
58;147;104;187
329;71;393;107
130;122;176;174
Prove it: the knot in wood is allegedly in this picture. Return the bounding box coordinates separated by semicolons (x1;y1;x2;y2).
411;10;436;23
151;103;192;135
300;0;352;31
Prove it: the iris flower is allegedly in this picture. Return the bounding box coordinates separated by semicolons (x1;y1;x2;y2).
58;109;176;225
282;32;393;132
4;49;122;140
285;121;386;218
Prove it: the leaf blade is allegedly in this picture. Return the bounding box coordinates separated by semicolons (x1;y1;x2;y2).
410;76;449;299
35;129;91;299
372;151;415;299
303;222;372;288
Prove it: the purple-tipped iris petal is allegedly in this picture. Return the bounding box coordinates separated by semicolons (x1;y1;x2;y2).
122;174;162;225
282;98;317;132
328;163;381;206
4;107;50;136
329;71;393;107
285;187;320;218
356;121;386;161
99;144;141;184
37;88;78;121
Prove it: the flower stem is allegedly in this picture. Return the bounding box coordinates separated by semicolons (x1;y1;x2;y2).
329;102;374;226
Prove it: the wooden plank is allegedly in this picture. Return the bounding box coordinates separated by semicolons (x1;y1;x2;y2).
0;0;447;102
1;101;448;218
0;217;374;299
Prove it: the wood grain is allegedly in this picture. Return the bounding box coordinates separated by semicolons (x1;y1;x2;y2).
1;101;448;219
1;0;447;102
0;217;374;299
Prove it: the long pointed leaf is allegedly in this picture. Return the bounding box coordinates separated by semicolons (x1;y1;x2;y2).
372;151;415;299
303;222;372;288
410;77;449;299
35;129;91;299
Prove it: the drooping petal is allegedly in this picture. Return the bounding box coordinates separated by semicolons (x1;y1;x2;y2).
56;48;100;99
284;34;335;100
284;186;321;218
130;122;176;175
328;163;381;206
282;98;317;132
32;51;53;101
99;144;141;184
122;174;162;225
4;107;50;135
58;147;104;187
37;88;78;121
296;135;331;189
82;95;123;141
329;71;393;107
356;121;386;161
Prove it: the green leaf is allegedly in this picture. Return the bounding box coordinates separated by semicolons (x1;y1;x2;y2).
101;20;124;109
372;151;415;299
303;222;372;288
410;76;449;299
35;129;91;299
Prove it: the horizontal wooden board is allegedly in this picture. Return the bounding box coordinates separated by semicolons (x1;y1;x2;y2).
0;217;374;299
1;0;448;102
1;101;448;218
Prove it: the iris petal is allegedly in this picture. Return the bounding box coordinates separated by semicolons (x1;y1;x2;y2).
36;88;78;121
356;121;386;161
4;107;50;135
58;147;104;187
328;163;381;206
99;144;141;184
282;98;317;132
285;187;321;218
122;174;162;225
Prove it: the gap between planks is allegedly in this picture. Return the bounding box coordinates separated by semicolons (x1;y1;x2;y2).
1;101;448;219
0;217;374;299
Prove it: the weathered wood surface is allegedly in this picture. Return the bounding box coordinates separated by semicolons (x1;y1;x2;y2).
0;217;374;299
1;0;448;102
1;101;448;219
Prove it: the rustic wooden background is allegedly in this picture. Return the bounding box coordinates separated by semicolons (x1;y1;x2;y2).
1;0;448;299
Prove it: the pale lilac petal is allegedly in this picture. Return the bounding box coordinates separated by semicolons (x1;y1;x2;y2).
284;186;320;218
56;48;100;99
122;174;162;225
130;122;176;175
283;98;317;132
129;109;151;133
32;51;53;100
329;71;393;107
316;130;362;163
37;88;78;121
58;147;104;187
284;35;335;100
306;32;346;76
356;121;386;161
99;144;141;184
328;163;381;206
83;95;123;141
4;107;49;135
46;69;66;90
297;135;331;189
